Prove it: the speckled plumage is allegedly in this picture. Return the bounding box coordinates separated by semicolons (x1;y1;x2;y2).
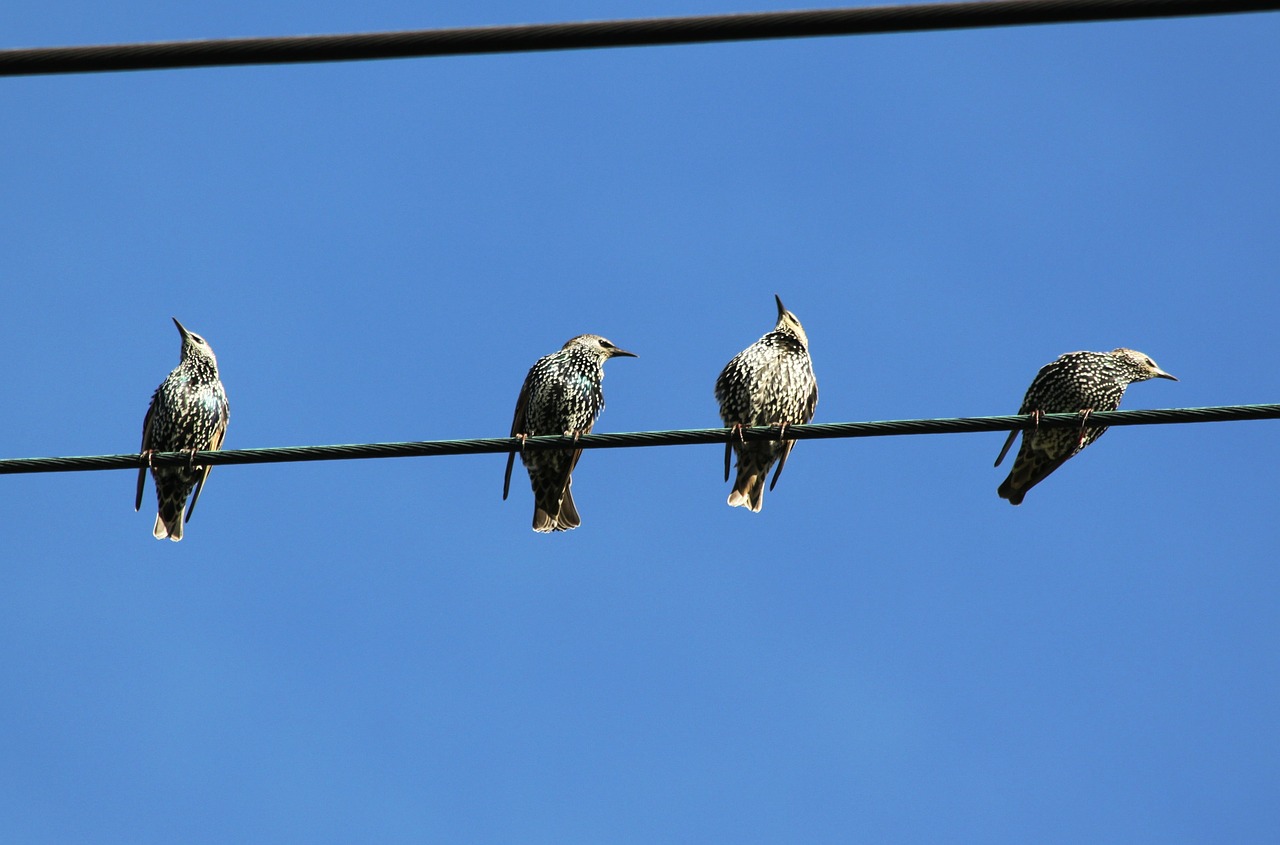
995;348;1176;505
503;334;636;532
715;295;818;512
135;318;230;541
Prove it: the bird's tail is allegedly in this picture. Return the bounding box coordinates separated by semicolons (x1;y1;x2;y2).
997;451;1069;506
996;476;1027;506
153;511;184;541
533;480;581;532
727;463;768;512
152;487;190;541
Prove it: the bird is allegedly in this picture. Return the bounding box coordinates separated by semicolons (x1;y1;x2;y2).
503;334;637;532
995;348;1177;505
135;318;231;541
715;295;818;512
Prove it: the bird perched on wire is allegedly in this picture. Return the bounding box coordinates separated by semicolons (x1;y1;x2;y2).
504;334;637;532
135;318;230;541
995;348;1176;505
715;295;818;512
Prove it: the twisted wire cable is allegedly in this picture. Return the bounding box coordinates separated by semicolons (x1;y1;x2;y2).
0;404;1274;475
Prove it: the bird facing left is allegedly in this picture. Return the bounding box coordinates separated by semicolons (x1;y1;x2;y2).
135;318;231;541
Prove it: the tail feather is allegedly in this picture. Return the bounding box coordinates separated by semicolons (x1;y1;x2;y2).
726;442;777;513
998;448;1070;506
529;454;580;532
727;465;768;512
151;474;195;541
996;476;1027;506
153;512;184;541
533;484;581;532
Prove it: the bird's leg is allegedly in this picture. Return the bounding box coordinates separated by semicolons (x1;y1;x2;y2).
1029;409;1043;437
775;419;790;441
730;422;745;444
141;448;155;469
515;433;529;453
185;448;199;471
1076;409;1093;450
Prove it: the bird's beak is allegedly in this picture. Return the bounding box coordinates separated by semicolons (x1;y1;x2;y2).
1155;369;1178;381
172;317;190;338
774;294;787;319
611;348;638;359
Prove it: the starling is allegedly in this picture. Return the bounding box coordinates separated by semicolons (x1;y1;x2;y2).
503;334;637;532
995;348;1177;505
135;318;231;541
715;295;818;512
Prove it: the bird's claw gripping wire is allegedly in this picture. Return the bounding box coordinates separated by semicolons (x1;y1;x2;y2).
1076;409;1093;450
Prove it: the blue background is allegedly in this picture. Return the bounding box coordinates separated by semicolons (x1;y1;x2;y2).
2;2;1278;841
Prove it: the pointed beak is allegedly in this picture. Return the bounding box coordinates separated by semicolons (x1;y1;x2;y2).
172;317;190;339
610;347;638;359
774;294;787;319
1155;369;1178;381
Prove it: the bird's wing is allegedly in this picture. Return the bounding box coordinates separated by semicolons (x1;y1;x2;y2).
567;418;594;476
993;429;1020;467
768;439;796;492
996;389;1040;468
503;373;532;500
185;402;229;524
135;389;159;511
769;373;816;491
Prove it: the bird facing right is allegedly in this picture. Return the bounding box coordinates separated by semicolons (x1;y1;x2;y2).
994;348;1177;505
135;318;231;541
715;295;818;512
504;334;637;532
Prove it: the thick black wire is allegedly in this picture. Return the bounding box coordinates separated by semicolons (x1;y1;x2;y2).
0;404;1275;475
1;0;1276;78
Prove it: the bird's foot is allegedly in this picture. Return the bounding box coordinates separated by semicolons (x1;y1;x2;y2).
185;448;198;470
1076;409;1093;449
141;449;155;469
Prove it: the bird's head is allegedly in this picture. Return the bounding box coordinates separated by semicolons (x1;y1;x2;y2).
773;294;810;350
173;317;220;369
564;334;638;361
1112;348;1177;383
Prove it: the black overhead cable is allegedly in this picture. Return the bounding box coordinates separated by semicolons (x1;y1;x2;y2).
1;0;1276;78
0;404;1276;476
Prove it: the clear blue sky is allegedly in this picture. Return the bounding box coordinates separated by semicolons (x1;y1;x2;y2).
2;2;1278;842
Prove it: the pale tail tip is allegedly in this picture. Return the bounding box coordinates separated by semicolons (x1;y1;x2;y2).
153;514;184;541
726;491;763;513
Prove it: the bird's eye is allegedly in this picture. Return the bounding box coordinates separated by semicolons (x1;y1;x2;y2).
600;340;614;348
